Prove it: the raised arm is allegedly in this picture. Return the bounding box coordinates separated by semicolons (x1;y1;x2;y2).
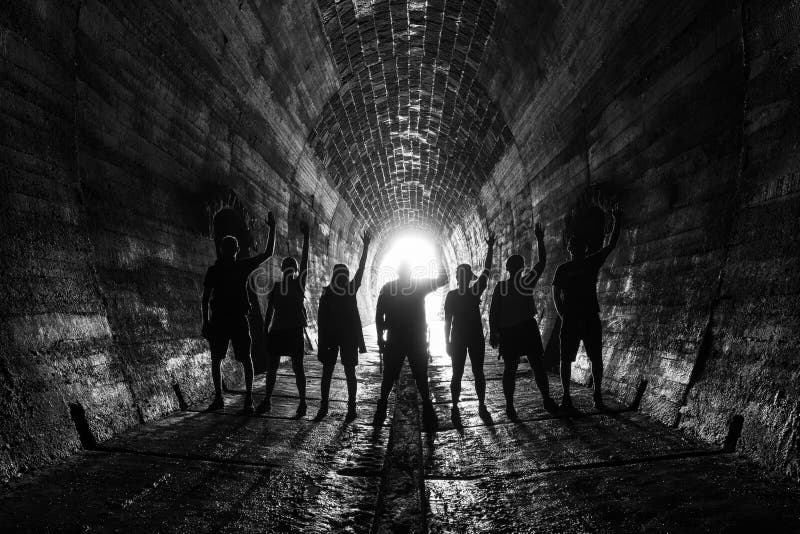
298;220;310;289
375;290;387;351
592;205;623;264
488;285;501;348
416;244;449;293
351;230;372;292
523;221;546;285
476;232;495;294
241;211;277;272
264;211;276;259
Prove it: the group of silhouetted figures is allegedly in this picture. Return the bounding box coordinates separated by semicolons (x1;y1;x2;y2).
201;206;622;427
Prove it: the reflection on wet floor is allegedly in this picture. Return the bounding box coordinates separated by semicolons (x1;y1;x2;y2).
1;324;799;532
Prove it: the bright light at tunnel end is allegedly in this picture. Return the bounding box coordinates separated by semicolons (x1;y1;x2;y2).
377;231;448;330
377;232;441;286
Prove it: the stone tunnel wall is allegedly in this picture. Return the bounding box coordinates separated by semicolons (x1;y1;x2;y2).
680;0;800;482
2;0;798;485
447;0;799;481
0;0;368;482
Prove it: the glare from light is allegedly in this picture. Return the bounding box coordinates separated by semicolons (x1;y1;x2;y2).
377;232;447;345
377;233;439;283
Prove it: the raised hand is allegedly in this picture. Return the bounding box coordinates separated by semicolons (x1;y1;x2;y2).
266;211;276;228
300;220;310;236
611;203;623;220
363;230;372;247
534;221;544;241
486;231;496;248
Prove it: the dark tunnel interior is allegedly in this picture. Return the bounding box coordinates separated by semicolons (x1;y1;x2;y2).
1;0;799;531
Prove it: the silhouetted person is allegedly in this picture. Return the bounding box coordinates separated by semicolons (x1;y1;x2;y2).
202;212;276;414
315;230;372;421
259;221;310;418
553;206;622;410
374;249;448;428
444;232;494;416
489;222;557;419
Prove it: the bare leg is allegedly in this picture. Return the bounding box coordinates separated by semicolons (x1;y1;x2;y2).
473;366;487;406
206;352;226;411
450;347;466;406
591;359;603;396
292;357;307;417
409;352;431;400
241;356;254;400
264;370;277;400
584;315;605;409
320;363;335;404
374;352;401;425
470;342;487;406
560;360;572;400
528;353;551;400
559;324;580;408
503;359;518;416
379;350;402;402
314;362;334;420
344;364;357;405
212;359;223;398
409;351;435;430
292;357;307;400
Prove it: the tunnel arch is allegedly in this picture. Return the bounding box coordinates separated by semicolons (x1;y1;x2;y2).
309;0;515;234
2;0;799;486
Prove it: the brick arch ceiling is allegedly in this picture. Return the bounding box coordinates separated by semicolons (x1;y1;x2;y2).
309;0;514;235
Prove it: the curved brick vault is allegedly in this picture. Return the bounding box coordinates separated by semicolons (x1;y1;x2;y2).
2;0;799;488
310;0;513;234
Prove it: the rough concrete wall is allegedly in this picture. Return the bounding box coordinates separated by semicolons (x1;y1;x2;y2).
0;0;362;481
477;0;746;407
680;0;800;481
469;0;798;480
0;0;139;482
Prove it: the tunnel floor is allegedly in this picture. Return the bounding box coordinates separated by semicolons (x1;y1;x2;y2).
2;325;799;533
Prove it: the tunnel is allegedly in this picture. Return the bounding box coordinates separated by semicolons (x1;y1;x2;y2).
1;0;799;531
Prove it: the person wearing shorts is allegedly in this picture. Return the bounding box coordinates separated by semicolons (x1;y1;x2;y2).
315;230;371;421
373;248;448;429
489;221;556;419
444;232;494;416
259;220;310;418
553;206;622;410
201;212;276;413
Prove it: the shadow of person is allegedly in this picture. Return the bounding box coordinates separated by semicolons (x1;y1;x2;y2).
450;405;464;432
478;404;493;426
423;409;439;434
559;402;582;417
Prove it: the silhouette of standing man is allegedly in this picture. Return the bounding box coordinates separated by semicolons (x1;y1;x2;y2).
315;230;372;421
489;222;557;419
553;205;622;410
202;212;276;414
259;220;310;418
444;232;494;416
374;248;448;428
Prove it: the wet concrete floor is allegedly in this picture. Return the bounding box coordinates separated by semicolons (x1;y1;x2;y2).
2;324;799;532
